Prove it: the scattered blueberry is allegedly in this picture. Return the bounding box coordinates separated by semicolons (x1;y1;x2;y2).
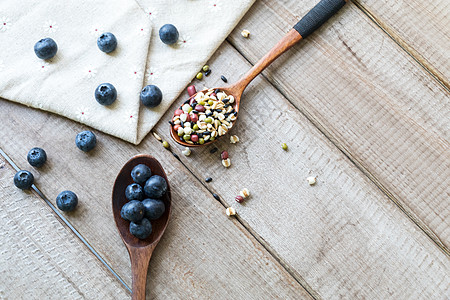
142;199;165;220
140;85;162;108
205;177;212;183
95;83;117;106
121;200;144;223
130;218;152;239
27;147;47;167
75;131;97;152
159;24;179;45
56;190;78;212
13;170;34;190
125;183;144;201
97;32;117;53
131;164;152;184
34;38;58;60
144;175;167;199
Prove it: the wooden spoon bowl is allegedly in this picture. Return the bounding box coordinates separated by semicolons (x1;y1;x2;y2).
112;154;171;300
169;85;241;147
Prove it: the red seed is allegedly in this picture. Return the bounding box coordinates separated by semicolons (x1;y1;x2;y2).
195;105;205;112
185;114;191;122
174;109;183;116
173;124;181;131
235;195;244;203
189;97;196;106
187;85;197;97
221;151;229;160
191;135;199;143
190;113;198;123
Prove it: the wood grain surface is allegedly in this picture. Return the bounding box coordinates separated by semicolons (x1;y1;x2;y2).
153;42;450;299
1;0;449;299
354;0;450;86
227;0;450;249
0;156;130;299
0;100;311;299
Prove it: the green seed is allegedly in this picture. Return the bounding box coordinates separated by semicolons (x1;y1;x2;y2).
210;137;215;141
193;124;199;130
188;107;193;113
196;72;203;80
183;135;191;141
162;141;170;149
199;138;205;145
282;143;288;150
205;118;212;123
208;100;214;106
202;65;210;72
198;101;206;106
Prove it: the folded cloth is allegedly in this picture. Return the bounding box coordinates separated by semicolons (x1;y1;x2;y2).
0;0;152;143
0;0;255;144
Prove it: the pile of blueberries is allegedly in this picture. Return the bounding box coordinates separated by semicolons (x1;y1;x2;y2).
13;130;99;212
121;164;168;239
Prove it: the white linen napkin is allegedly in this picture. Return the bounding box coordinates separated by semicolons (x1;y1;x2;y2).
0;0;255;144
0;0;152;143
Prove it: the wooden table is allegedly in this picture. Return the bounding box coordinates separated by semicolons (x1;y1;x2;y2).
1;0;449;299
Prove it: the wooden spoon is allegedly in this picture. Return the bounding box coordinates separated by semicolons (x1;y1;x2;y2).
112;154;171;300
171;0;347;147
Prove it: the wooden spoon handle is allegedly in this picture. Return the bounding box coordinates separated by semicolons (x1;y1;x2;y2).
233;0;347;93
129;247;154;300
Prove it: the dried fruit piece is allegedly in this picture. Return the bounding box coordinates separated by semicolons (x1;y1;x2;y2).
226;207;236;217
241;29;250;38
307;176;317;186
222;158;231;168
239;188;250;199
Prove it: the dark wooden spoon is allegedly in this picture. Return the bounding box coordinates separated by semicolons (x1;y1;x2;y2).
112;154;171;300
171;0;347;147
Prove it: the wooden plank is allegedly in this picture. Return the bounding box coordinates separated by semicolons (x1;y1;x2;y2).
0;103;311;299
0;156;130;299
154;42;450;299
227;0;450;248
354;0;450;87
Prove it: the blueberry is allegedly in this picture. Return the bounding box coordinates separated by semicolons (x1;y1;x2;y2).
27;147;47;167
34;38;58;60
159;24;179;45
144;175;167;199
131;164;152;184
13;170;34;190
75;131;97;152
56;190;78;212
125;183;144;201
140;85;162;108
130;218;152;239
97;32;117;53
142;199;165;220
95;83;117;106
121;200;144;223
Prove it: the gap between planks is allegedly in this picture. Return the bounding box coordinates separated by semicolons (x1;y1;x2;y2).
0;147;132;294
351;0;450;92
225;36;449;258
154;140;322;300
